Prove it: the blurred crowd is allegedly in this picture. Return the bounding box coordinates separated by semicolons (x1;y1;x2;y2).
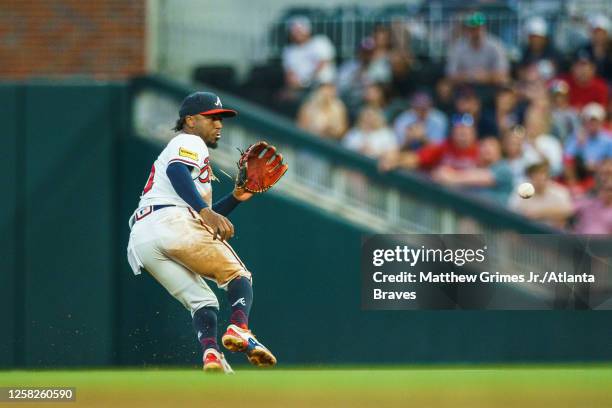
280;11;612;233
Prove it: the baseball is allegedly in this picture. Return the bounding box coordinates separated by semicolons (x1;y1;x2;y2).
518;182;535;199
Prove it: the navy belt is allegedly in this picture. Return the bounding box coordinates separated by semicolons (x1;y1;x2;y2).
152;204;174;211
129;204;175;229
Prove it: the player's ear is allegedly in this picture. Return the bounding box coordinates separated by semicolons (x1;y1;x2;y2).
185;115;195;129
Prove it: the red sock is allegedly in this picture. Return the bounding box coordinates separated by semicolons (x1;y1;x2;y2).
227;277;252;330
230;310;248;330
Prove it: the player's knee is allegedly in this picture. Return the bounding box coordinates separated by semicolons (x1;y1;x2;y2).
218;270;252;290
192;305;218;323
190;298;220;317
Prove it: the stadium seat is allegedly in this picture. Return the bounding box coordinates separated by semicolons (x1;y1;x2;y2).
192;65;237;94
238;61;285;106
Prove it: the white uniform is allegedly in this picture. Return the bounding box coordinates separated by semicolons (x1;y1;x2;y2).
138;133;213;209
126;133;250;315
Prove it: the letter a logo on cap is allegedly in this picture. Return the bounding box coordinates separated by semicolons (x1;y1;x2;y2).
215;97;222;107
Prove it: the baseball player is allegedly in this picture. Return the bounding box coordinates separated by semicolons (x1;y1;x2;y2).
126;91;287;373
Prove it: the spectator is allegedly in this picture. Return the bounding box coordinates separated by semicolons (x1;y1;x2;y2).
553;10;590;53
379;113;479;172
282;16;336;92
434;78;455;117
559;50;608;109
549;79;581;143
483;85;523;139
393;91;448;149
432;137;514;205
361;83;390;115
371;24;393;62
337;37;391;117
502;126;542;186
573;158;612;234
606;98;612;132
518;17;561;80
387;21;418;98
515;60;549;104
563;103;612;193
297;82;348;140
575;15;612;82
342;107;397;158
523;101;564;176
509;161;573;229
446;12;510;86
453;86;497;138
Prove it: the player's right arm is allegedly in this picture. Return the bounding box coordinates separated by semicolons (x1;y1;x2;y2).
166;162;234;241
161;134;235;242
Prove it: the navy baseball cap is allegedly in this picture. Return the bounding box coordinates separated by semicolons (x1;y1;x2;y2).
179;92;237;118
573;48;595;64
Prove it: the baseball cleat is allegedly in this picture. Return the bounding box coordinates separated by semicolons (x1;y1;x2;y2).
203;348;234;374
222;324;277;367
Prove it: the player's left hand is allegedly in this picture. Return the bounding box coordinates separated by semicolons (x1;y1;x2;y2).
235;141;288;194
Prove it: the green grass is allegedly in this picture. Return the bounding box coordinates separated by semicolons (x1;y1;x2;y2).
1;365;611;407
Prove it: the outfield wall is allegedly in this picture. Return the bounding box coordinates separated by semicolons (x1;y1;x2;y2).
0;82;128;367
0;82;611;368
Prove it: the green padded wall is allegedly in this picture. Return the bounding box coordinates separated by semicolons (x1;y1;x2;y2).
0;85;20;367
21;84;121;366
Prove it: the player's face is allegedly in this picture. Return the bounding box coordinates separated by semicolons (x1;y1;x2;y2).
192;114;223;148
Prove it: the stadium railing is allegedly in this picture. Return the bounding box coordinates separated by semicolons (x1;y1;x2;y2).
265;3;611;61
154;1;612;71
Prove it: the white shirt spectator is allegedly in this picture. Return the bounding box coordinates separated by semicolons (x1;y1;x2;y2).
343;107;397;158
530;134;563;176
282;35;336;87
343;127;397;158
337;58;391;93
509;180;572;228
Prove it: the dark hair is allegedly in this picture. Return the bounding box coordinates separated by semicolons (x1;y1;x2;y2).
173;117;186;132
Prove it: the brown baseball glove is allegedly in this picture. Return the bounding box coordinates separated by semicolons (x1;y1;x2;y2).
235;141;288;193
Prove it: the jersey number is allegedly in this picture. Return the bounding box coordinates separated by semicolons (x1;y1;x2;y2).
142;164;156;194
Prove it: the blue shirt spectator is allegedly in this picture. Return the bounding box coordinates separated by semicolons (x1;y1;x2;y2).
565;132;612;166
564;103;612;169
393;92;448;149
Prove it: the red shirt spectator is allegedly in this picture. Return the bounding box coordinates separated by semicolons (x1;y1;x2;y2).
377;113;480;172
559;51;608;109
417;114;480;170
418;139;480;170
